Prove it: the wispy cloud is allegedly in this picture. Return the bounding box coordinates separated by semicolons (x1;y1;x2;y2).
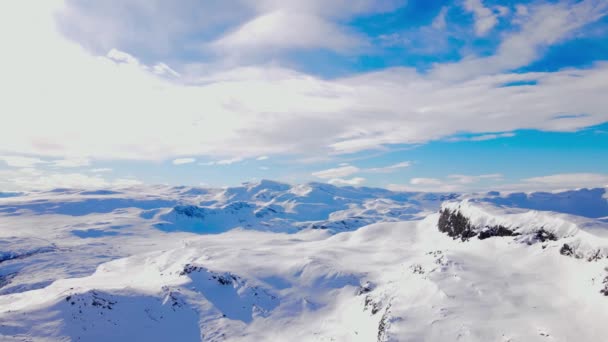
434;0;608;80
390;174;503;192
200;157;244;166
52;157;91;168
90;168;113;173
328;177;366;186
463;0;500;36
0;155;46;168
172;158;196;165
312;165;360;179
499;173;608;192
366;161;411;173
0;168;141;191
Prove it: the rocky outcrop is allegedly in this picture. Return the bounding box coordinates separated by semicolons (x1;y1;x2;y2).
438;207;521;241
438;201;608;263
437;208;478;241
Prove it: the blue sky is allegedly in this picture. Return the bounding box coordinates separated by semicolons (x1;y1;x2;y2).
0;0;607;192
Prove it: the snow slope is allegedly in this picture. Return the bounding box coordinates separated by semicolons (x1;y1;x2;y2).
0;183;607;341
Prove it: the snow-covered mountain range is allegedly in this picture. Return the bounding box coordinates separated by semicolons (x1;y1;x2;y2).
0;181;607;341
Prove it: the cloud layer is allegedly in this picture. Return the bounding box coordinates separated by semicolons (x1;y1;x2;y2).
1;0;606;164
0;1;606;191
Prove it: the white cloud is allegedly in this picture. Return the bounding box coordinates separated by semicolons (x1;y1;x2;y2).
410;178;443;186
90;168;113;173
172;158;196;165
366;161;411;173
328;177;366;186
390;174;504;192
52;157;91;168
448;132;515;142
432;7;448;30
56;0;402;60
0;0;606;165
211;10;362;54
469;133;515;141
448;173;503;184
256;155;269;161
501;173;608;192
217;157;243;165
312;165;360;179
312;161;410;181
201;157;244;166
0;155;46;168
435;0;608;80
0;168;141;191
463;0;498;36
390;173;608;193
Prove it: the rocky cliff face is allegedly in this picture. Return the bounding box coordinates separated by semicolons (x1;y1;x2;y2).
438;200;608;262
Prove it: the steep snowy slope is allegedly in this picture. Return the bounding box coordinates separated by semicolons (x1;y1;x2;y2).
0;183;607;341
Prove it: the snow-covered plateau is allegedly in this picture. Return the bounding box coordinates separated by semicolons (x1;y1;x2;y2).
0;181;607;341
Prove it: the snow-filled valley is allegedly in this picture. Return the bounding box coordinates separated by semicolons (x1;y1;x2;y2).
1;181;608;341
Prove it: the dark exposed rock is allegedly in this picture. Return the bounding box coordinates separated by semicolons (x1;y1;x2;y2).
478;226;519;240
437;208;477;241
533;229;557;243
181;264;241;286
377;303;392;342
211;274;234;286
356;281;374;295
587;249;604;262
364;295;382;315
410;264;424;274
560;244;574;256
601;276;608;296
180;263;202;275
173;205;207;219
559;243;605;261
439;207;518;241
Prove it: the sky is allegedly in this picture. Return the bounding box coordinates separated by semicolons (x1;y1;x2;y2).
1;0;607;192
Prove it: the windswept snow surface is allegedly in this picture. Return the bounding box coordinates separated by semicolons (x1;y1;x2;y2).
0;182;607;341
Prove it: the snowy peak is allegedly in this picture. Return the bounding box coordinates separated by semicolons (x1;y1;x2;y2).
438;200;608;261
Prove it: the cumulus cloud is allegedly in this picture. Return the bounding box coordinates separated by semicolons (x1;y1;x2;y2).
172;158;196;165
0;0;606;166
463;0;498;36
57;0;403;61
210;10;362;54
